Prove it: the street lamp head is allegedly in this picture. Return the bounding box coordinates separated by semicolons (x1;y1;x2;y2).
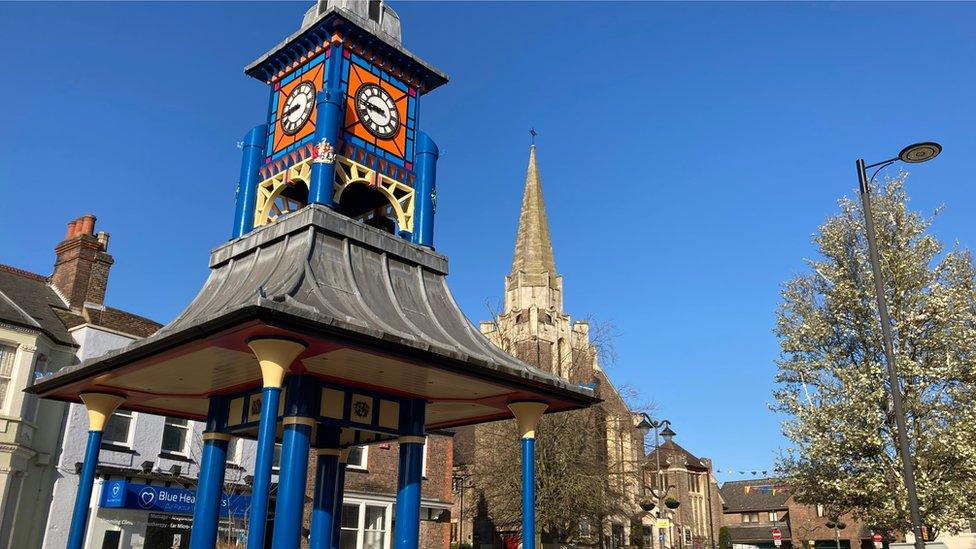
898;142;942;164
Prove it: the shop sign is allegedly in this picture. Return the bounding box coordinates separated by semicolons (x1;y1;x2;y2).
100;480;250;518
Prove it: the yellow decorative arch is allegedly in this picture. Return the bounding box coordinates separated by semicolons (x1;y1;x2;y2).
253;160;312;228
252;155;414;233
333;156;414;233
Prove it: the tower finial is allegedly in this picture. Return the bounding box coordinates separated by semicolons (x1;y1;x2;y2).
529;127;537;147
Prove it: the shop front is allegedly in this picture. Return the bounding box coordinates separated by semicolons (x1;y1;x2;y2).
86;479;251;549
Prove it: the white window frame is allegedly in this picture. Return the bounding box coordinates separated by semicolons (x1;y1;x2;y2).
272;443;283;472
0;343;16;411
769;511;778;522
742;512;760;523
347;445;368;471
340;497;393;549
422;441;428;478
816;504;826;518
102;409;136;447
161;417;192;456
226;437;243;465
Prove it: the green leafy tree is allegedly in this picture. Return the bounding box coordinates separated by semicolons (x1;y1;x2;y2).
773;176;976;538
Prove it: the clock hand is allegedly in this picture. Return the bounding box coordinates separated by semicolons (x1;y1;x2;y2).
282;103;301;118
360;100;386;116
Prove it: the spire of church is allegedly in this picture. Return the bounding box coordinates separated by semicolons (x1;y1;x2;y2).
510;145;557;279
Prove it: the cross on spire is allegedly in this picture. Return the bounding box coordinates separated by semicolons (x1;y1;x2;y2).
529;127;537;146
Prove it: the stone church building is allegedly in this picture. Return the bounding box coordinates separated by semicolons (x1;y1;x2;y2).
453;145;649;549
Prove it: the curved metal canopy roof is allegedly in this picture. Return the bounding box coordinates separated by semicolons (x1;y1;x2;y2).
29;205;597;431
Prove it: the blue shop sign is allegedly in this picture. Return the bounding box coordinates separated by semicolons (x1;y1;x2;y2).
100;480;250;518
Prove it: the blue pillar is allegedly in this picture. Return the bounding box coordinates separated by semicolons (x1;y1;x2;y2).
272;376;318;549
310;449;340;548
247;386;282;549
411;131;439;247
232;124;269;238
508;401;547;549
521;438;537;549
310;428;341;549
69;393;124;549
67;430;103;549
246;337;306;549
307;87;344;207
189;397;231;549
393;399;427;549
330;453;348;549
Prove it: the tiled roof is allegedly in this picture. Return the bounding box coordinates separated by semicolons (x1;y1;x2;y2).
647;438;708;471
726;524;792;542
720;478;792;512
0;264;75;346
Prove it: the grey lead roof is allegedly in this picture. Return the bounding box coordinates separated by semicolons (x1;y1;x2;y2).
31;205;595;405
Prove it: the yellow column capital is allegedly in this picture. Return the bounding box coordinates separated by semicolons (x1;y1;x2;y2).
508;401;548;439
80;393;125;432
248;337;307;388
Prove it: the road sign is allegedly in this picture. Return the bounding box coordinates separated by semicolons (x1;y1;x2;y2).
873;533;883;549
772;529;782;541
775;541;782;547
657;519;670;529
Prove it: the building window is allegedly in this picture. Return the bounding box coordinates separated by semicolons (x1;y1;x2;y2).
0;344;15;409
340;500;391;549
769;511;778;522
272;443;283;471
742;513;760;523
347;446;368;470
226;438;242;465
689;472;702;493
103;410;134;446
161;417;191;455
816;504;826;518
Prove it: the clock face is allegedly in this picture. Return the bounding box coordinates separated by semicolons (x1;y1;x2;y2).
355;84;400;139
280;81;316;135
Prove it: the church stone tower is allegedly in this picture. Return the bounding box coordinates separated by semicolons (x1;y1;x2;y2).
480;145;595;384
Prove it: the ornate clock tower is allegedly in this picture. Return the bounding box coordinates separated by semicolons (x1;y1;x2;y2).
231;0;448;247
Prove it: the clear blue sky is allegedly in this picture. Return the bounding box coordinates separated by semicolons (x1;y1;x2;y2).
3;1;975;479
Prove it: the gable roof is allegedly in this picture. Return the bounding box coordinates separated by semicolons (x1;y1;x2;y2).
647;437;709;472
719;478;792;512
0;264;75;346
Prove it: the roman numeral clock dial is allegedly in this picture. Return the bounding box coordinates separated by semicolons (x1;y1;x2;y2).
280;81;315;135
355;84;400;139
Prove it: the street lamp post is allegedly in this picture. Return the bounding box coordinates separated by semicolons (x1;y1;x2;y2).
855;141;941;549
642;415;674;549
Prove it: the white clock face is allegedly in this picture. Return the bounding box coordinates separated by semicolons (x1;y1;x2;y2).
280;81;315;135
355;84;400;139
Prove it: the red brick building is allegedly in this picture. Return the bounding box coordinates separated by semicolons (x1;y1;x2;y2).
720;479;876;549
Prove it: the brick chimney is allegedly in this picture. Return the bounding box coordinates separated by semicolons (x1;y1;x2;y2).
51;214;114;310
